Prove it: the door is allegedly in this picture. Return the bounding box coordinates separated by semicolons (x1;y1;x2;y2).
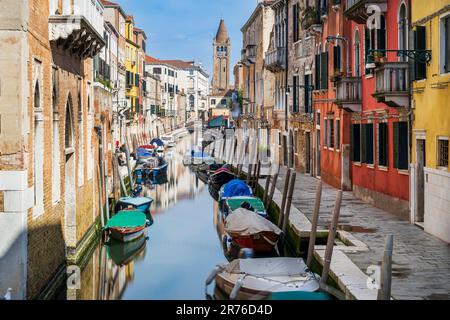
316;129;321;177
306;132;311;174
416;139;426;223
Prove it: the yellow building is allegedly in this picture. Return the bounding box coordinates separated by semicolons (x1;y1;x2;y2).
125;16;139;116
410;0;450;243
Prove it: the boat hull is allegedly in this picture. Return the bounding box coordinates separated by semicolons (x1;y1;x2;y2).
228;232;279;253
109;226;146;242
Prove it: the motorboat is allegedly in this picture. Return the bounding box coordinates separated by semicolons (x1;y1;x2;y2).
150;138;165;155
161;135;176;148
221;196;268;218
116;196;154;216
105;235;147;266
223;208;281;254
206;258;320;300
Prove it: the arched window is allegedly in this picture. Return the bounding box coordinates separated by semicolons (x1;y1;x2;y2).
398;3;408;61
52;85;61;203
33;81;44;217
77;90;84;186
65;95;74;150
354;29;361;76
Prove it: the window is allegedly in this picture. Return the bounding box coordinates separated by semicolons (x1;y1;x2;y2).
336;119;341;149
52;85;60;203
221;99;227;106
361;123;374;165
292;75;299;113
413;26;427;79
393;121;408;170
153;67;162;75
333;44;341;73
293;3;300;42
378;122;388;167
304;74;312;113
440;15;450;74
438;138;449;168
351;124;361;162
33;82;44;217
324;117;328;147
211;99;216;105
354;29;361;76
398;4;408;62
315;49;329;90
328;118;335;149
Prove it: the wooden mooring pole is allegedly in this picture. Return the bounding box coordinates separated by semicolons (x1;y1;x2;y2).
263;164;272;204
377;234;394;300
124;137;134;190
266;166;279;208
307;181;323;269
278;168;292;227
321;190;343;286
282;172;296;234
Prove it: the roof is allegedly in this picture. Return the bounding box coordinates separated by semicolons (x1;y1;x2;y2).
215;19;229;43
241;0;275;32
101;0;127;19
145;55;209;77
134;27;148;40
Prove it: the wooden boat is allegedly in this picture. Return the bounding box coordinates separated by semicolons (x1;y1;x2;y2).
208;167;236;188
221;196;268;218
224;208;281;254
106;234;147;266
104;211;148;242
117;196;153;214
218;179;253;204
208;258;320;300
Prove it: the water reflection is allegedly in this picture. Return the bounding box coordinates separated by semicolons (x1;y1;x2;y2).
65;136;226;300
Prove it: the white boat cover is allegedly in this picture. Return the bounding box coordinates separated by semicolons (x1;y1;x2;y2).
224;208;281;236
223;258;310;277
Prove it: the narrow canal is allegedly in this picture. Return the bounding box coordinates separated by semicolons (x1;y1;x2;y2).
60;136;227;300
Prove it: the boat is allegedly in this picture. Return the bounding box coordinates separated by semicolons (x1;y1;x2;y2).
116;196;154;217
135;156;168;182
150;138;165;155
222;196;268;218
104;210;148;242
161;135;176;148
208;166;236;188
106;235;147;266
218;179;253;205
183;149;215;166
223;208;281;254
136;147;155;162
206;258;320;300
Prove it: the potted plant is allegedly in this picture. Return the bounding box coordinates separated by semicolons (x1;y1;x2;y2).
301;7;319;30
330;69;343;82
373;51;386;64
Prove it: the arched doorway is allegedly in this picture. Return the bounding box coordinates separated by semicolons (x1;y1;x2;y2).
64;94;76;247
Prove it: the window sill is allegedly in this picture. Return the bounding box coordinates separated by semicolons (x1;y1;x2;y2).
398;169;409;175
436;166;449;171
378;166;389;172
353;162;362;167
366;164;375;169
365;74;374;79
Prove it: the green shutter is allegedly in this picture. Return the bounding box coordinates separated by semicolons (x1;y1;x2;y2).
361;124;367;163
398;122;409;169
414;26;427;80
393;122;399;168
321;52;328;90
366;124;374;164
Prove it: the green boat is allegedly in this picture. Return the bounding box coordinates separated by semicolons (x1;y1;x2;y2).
106;236;147;266
104;210;148;242
223;197;268;218
266;291;334;300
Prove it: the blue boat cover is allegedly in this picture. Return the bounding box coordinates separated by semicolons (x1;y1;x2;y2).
192;151;211;158
150;138;164;147
119;196;154;206
136;148;153;157
222;179;253;198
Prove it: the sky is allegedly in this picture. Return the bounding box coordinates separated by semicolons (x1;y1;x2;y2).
118;0;257;82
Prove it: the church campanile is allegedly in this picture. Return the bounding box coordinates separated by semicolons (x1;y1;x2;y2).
212;19;231;93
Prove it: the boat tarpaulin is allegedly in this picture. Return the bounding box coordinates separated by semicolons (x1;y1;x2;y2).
222;180;253;198
225;208;281;236
137;148;154;157
223;258;310;277
105;211;147;229
225;197;265;212
150;138;164;147
118;196;154;207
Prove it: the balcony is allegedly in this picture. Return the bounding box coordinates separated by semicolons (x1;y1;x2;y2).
265;47;286;72
372;62;410;108
301;7;322;33
241;44;256;65
49;0;105;59
344;0;387;24
335;77;362;112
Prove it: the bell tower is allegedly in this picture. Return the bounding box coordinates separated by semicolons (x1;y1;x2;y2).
212;19;231;93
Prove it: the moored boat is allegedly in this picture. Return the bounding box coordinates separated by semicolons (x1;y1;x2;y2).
224;208;281;254
106;234;147;266
104;211;148;242
222;196;268;218
117;196;154;217
207;258;320;300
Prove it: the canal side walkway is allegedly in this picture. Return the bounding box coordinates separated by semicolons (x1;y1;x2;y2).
271;166;450;300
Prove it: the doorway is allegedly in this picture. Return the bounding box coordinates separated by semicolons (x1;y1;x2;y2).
306;132;311;174
416;139;426;224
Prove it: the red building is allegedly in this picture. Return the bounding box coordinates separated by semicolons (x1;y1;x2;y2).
342;0;410;218
313;1;353;190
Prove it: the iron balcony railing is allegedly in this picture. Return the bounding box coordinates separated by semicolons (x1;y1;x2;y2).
373;62;410;108
335;77;362;112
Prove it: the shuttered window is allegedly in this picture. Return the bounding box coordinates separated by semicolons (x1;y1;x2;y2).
305;74;312;113
293;3;300;42
320;52;329;90
292;75;299;113
315;54;321;90
393;121;408;170
351;124;361;162
414;26;427;80
329;118;335;149
333;45;341;72
442;16;450;73
361;123;374;164
376;16;386;55
378;122;388;167
336;119;341;150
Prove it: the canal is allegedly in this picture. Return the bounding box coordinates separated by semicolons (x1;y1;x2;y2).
61;136;227;300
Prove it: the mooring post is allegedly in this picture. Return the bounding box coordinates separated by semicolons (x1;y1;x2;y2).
306;181;323;269
255;160;262;190
124;137;134;190
321;190;343;286
377;234;394;300
263;164;272;204
282;172;296;234
278;168;292;227
266;166;279;209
